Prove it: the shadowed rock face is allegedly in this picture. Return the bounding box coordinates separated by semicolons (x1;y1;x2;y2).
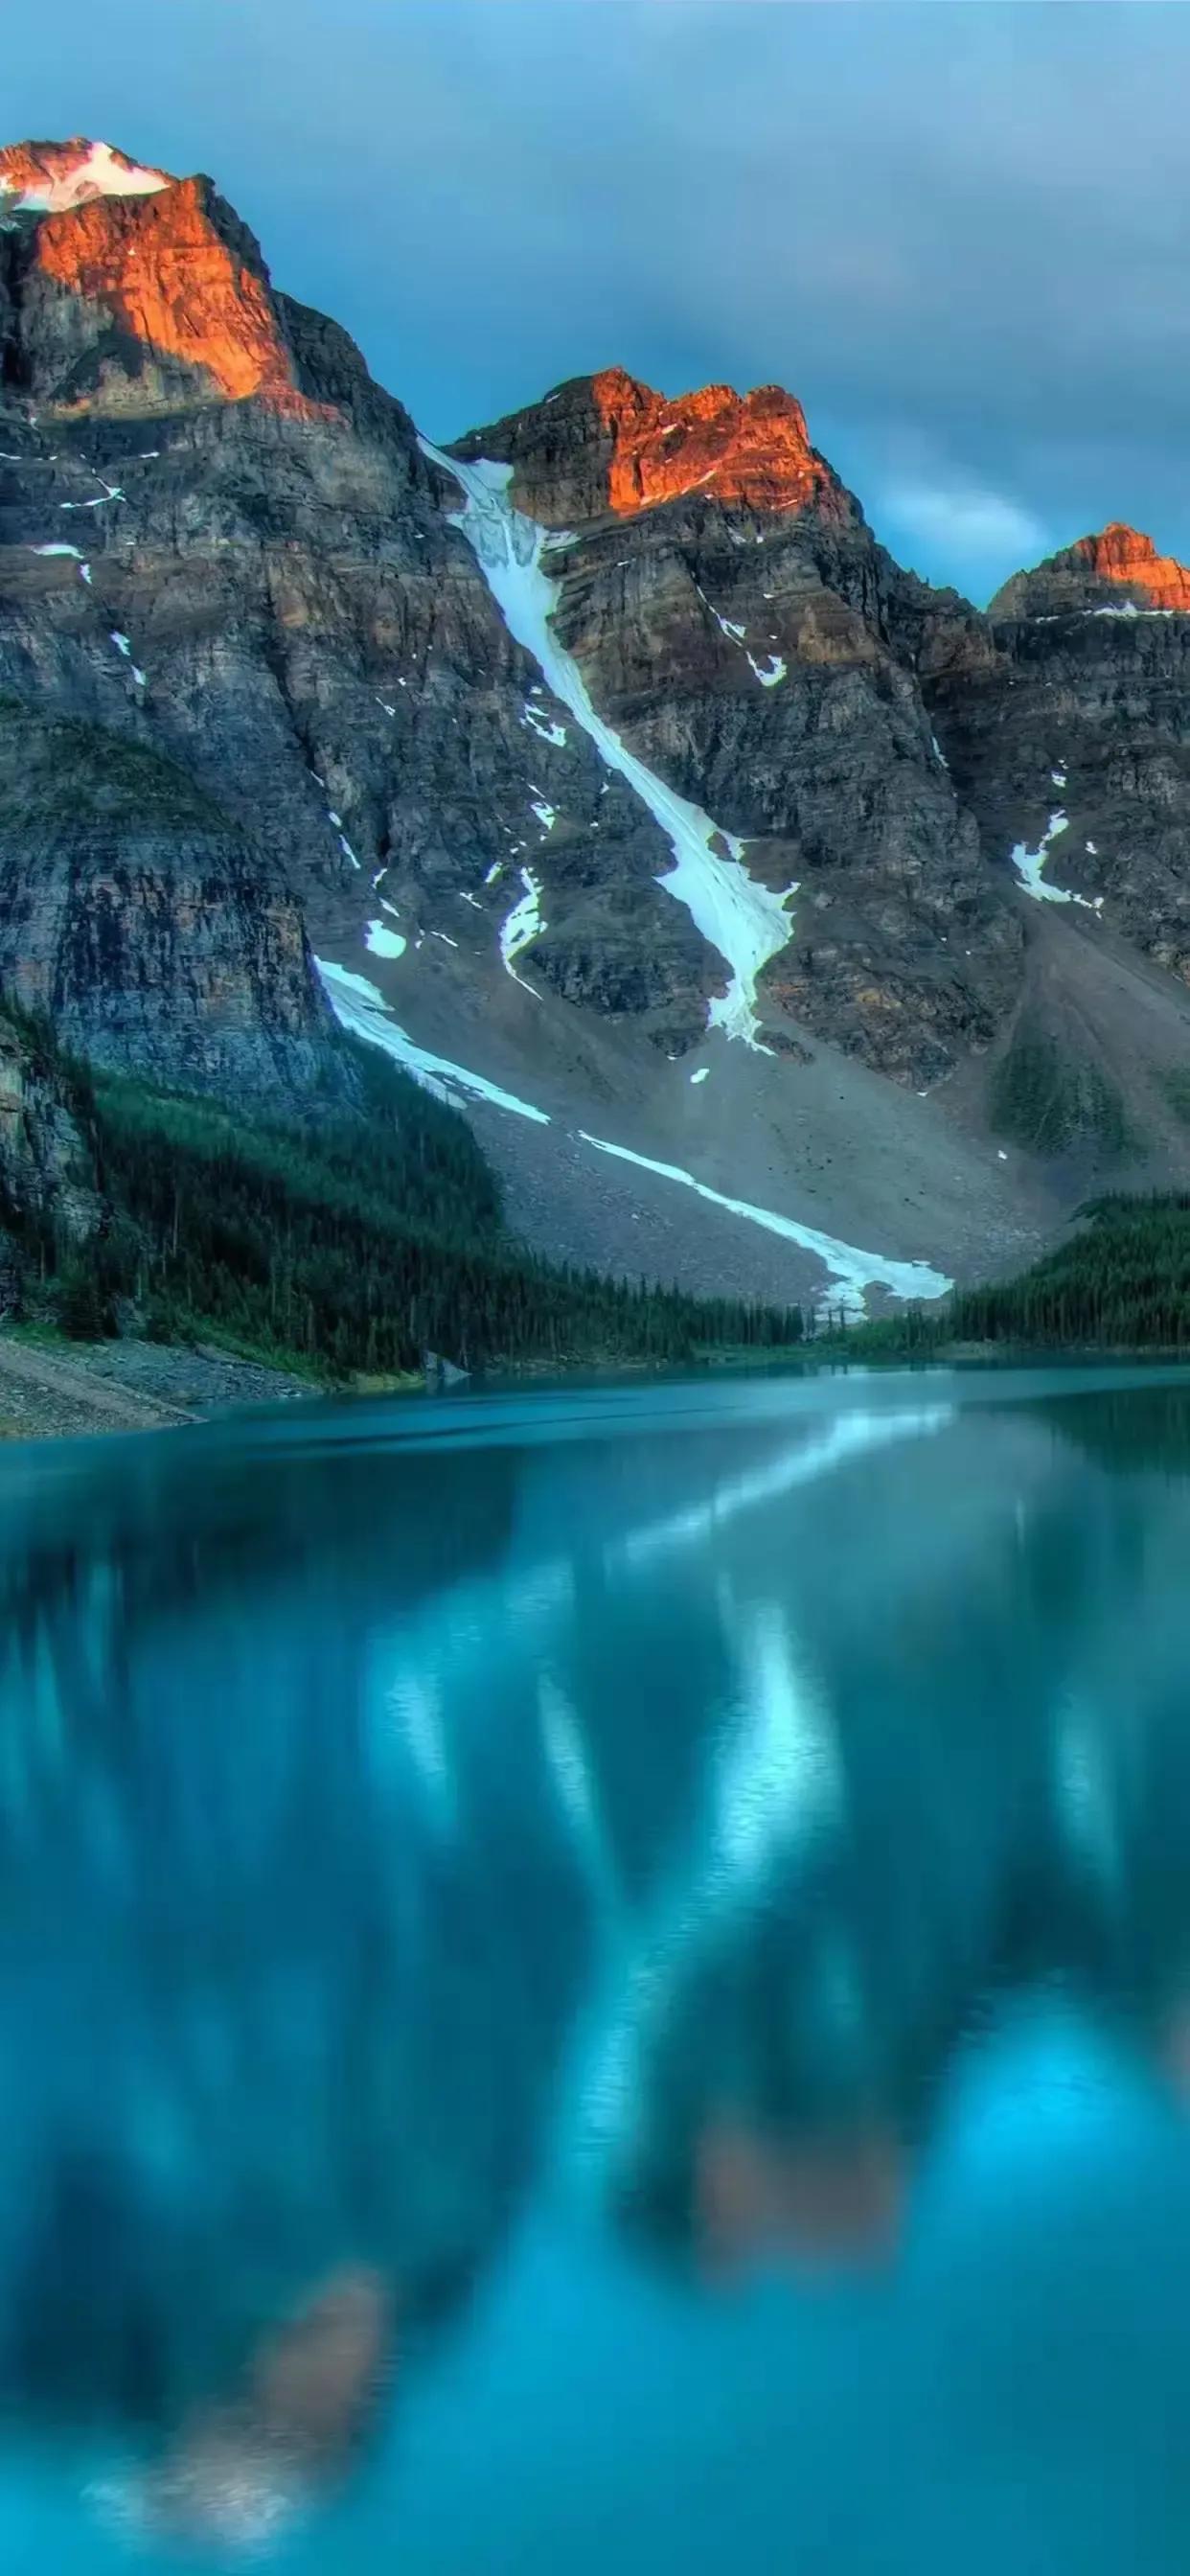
0;139;1029;1105
0;1008;100;1251
0;702;344;1101
926;530;1190;994
0;160;720;1065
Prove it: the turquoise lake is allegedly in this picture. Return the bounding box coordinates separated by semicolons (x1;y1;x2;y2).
3;1365;1190;2566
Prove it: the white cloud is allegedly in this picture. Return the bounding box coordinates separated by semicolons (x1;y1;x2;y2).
881;479;1047;566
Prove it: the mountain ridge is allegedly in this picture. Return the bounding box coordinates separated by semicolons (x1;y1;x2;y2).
453;367;855;526
5;136;1190;1323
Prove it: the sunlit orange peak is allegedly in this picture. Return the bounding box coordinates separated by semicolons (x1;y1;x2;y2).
589;367;846;518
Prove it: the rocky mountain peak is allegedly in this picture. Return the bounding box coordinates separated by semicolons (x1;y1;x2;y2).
10;169;329;417
1070;522;1190;610
452;367;854;529
589;366;851;520
0;138;172;216
991;520;1190;618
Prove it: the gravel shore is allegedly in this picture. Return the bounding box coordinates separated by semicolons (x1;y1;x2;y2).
0;1335;313;1442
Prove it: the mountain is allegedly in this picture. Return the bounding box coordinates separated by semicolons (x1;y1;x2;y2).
0;138;172;214
938;521;1190;1017
989;522;1190;617
6;138;1190;1330
444;370;1020;1084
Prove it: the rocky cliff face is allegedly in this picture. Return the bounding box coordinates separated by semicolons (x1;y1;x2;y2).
0;160;722;1068
0;143;1023;1100
0;697;344;1101
448;370;1020;1082
12;174;325;415
0;1007;100;1278
922;524;1190;989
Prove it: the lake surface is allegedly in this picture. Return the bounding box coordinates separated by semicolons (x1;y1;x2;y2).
5;1364;1190;2567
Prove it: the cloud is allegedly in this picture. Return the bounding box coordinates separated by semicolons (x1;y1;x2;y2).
9;0;1190;594
880;481;1048;576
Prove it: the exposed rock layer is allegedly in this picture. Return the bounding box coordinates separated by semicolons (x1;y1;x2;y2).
0;1005;100;1248
0;700;346;1100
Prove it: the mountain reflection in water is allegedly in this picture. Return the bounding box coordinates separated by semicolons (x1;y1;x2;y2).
3;1369;1190;2568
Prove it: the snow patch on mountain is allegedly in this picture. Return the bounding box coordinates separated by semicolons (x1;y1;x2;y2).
315;958;551;1124
695;583;747;642
501;867;546;990
523;701;567;747
4;141;170;213
365;919;406;961
319;968;947;1312
1012;810;1103;913
1087;603;1175;621
577;1131;953;1317
419;438;796;1048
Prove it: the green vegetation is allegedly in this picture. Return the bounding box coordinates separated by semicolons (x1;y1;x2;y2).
0;1018;808;1378
991;1026;1133;1159
948;1193;1190;1350
824;1194;1190;1358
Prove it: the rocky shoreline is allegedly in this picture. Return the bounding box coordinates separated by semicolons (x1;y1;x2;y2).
0;1332;314;1442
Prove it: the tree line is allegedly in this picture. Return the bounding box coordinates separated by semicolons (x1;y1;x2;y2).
822;1194;1190;1357
1;1021;811;1376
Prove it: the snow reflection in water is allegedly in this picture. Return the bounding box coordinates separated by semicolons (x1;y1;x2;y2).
0;1372;1188;2566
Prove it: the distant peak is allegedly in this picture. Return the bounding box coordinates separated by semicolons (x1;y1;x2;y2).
1071;522;1183;582
0;138;172;215
1075;521;1190;608
993;518;1190;617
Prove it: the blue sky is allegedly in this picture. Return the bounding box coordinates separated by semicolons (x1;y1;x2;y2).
8;0;1190;603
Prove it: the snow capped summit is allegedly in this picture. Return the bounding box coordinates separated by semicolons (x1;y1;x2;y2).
0;138;172;215
6;153;327;417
